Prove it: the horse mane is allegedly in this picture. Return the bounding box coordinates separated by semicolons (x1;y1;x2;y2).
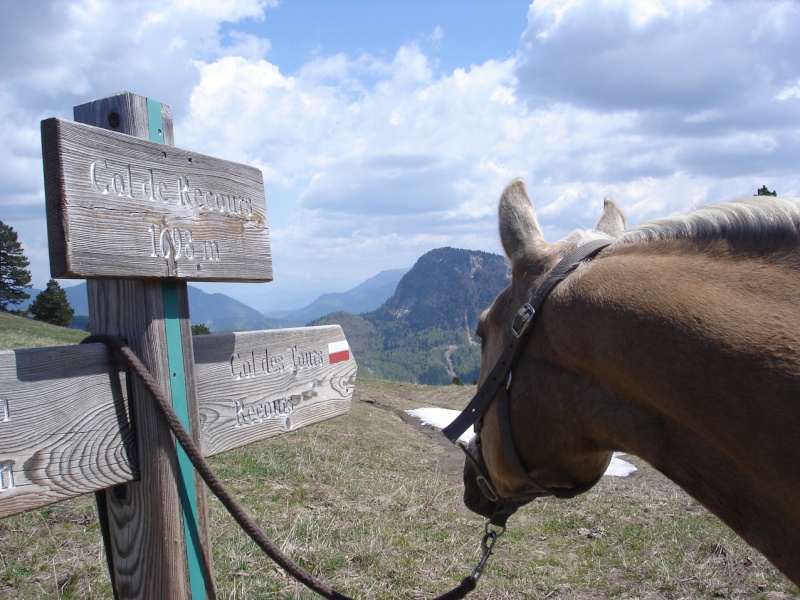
613;196;800;254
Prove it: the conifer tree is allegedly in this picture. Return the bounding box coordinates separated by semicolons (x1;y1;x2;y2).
0;221;32;311
29;279;74;327
191;323;212;335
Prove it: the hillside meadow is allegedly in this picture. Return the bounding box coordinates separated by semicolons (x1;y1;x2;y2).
0;312;798;598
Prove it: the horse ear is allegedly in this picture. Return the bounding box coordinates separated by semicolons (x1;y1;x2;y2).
595;197;627;237
498;179;547;261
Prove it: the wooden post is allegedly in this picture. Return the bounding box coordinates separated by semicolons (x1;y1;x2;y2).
73;93;214;599
34;89;353;598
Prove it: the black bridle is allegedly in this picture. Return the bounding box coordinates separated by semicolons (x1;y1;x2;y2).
443;239;612;525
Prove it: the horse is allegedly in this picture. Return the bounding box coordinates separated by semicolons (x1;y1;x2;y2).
454;179;800;586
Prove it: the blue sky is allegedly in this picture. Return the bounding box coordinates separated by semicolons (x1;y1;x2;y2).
2;0;799;313
236;1;527;74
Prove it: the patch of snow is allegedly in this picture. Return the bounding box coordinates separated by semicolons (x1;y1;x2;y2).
407;407;476;444
606;453;637;477
405;407;637;477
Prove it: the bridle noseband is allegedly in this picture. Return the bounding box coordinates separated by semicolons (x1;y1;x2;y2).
444;239;612;525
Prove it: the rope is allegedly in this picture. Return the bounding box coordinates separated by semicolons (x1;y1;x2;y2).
84;333;484;600
85;334;352;600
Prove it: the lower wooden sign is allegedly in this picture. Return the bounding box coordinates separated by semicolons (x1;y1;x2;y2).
0;325;356;518
192;325;356;456
0;344;136;519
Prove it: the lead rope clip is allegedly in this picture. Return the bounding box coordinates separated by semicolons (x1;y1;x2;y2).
470;521;505;583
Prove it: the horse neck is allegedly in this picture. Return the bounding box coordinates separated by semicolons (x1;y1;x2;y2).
544;243;800;448
539;244;800;584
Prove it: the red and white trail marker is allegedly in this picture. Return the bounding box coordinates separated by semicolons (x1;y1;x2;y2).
328;340;351;364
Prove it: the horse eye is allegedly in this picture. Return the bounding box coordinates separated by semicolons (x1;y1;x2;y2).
475;328;485;352
476;316;488;352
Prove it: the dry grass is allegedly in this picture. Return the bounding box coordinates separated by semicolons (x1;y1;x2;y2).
0;312;87;350
1;376;798;598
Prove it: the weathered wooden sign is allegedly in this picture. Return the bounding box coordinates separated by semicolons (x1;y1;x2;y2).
0;326;356;520
41;117;272;282
0;90;356;599
193;325;356;456
0;344;135;519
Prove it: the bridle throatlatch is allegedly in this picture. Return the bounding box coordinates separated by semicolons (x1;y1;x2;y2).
444;239;612;524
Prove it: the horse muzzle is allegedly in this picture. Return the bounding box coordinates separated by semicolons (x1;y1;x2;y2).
460;438;538;527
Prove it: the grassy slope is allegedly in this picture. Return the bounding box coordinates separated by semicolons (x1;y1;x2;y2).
1;316;798;598
0;311;87;349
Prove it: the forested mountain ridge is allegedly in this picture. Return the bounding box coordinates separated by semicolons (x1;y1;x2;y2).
264;269;408;323
376;248;507;331
53;247;509;384
58;270;406;332
312;247;509;385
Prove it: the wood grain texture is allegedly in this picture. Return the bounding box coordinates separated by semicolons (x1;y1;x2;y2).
0;344;136;519
77;92;213;599
41;117;272;282
87;280;196;598
74;93;175;146
193;326;356;457
0;324;357;518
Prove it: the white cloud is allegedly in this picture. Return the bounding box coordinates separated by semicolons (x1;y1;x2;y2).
776;80;800;101
2;0;799;310
505;0;800;241
518;0;800;113
0;0;275;290
171;0;271;21
183;46;523;232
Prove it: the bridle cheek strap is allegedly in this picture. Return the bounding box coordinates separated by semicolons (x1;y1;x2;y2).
444;238;612;510
443;239;612;443
458;380;605;511
457;440;532;528
495;384;604;500
458;441;499;503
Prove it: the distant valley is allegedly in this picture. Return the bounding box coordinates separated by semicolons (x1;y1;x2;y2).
23;248;509;386
312;247;509;385
262;268;409;323
54;268;409;332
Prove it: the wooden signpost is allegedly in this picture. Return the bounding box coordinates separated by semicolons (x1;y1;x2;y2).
0;325;355;520
0;91;356;599
41;118;271;281
0;344;134;516
194;327;354;457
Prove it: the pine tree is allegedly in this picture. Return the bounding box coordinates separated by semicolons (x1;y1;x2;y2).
0;221;32;311
29;279;74;327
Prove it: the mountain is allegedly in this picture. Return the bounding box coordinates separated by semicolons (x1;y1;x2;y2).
11;288;42;312
25;249;507;385
312;247;509;385
377;250;505;331
64;284;88;315
62;282;281;332
186;286;281;331
58;269;406;332
264;269;408;323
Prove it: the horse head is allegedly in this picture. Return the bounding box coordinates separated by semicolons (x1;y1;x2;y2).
457;182;800;586
462;179;627;524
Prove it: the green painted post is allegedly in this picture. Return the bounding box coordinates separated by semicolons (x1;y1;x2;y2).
75;92;215;599
147;97;208;600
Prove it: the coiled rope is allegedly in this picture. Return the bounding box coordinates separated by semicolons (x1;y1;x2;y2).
84;334;486;600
